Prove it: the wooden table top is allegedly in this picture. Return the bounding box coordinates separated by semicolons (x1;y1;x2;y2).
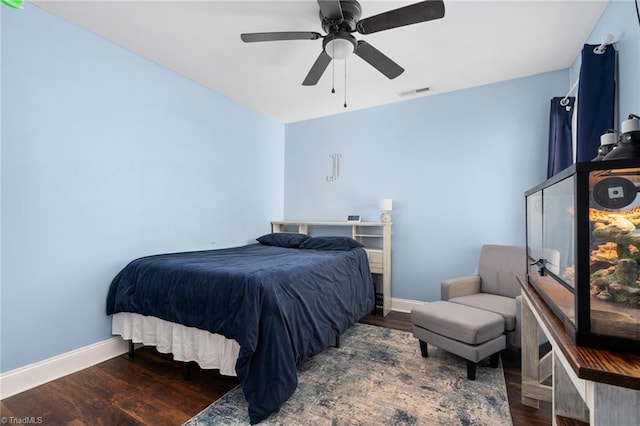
519;275;640;390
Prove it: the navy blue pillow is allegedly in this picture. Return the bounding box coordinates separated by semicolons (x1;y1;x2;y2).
299;236;364;251
256;232;310;248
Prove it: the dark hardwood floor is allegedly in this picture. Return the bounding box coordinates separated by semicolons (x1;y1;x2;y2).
1;311;551;425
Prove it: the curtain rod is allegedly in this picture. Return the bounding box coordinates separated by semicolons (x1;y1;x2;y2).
560;79;579;106
560;34;614;106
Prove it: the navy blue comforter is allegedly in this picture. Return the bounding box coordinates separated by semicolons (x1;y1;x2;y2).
106;243;374;423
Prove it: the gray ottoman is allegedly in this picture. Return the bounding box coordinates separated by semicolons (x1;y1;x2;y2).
411;301;505;380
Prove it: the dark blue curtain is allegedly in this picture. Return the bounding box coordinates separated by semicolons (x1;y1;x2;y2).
547;97;575;178
576;44;616;162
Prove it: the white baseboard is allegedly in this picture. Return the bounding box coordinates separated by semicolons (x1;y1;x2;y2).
0;337;129;399
391;297;428;313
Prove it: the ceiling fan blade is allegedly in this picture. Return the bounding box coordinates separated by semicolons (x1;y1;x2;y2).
317;0;344;21
355;41;404;79
241;32;322;43
302;51;332;86
356;0;445;35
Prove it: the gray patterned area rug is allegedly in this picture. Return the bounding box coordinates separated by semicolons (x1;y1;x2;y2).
185;323;512;426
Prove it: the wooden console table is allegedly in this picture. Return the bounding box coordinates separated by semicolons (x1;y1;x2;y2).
518;275;640;425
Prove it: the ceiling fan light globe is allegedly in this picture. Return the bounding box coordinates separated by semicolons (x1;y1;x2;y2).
324;37;355;60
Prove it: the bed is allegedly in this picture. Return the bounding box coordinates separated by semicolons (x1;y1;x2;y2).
106;234;374;424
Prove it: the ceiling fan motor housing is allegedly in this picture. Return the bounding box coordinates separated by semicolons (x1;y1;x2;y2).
320;0;362;33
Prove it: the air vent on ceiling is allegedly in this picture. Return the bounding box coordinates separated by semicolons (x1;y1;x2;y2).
398;86;431;97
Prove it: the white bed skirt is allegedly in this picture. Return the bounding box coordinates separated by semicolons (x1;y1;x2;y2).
112;312;240;377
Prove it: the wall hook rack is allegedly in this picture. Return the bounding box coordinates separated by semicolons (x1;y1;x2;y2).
326;153;341;182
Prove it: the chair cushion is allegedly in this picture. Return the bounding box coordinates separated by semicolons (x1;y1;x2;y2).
449;293;517;331
411;301;504;345
477;244;526;299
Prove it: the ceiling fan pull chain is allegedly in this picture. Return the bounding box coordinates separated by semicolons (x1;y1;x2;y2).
331;42;336;93
344;58;347;108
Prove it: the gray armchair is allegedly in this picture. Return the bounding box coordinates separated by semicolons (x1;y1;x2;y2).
441;244;529;349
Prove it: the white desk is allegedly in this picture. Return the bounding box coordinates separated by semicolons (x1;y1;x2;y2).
519;275;640;425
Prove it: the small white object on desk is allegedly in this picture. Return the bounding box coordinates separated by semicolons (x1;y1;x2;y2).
380;199;393;223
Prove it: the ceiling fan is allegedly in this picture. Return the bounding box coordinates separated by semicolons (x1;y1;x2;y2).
240;0;445;86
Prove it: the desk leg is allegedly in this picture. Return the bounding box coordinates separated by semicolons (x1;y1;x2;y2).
553;352;589;423
521;296;541;407
520;295;554;407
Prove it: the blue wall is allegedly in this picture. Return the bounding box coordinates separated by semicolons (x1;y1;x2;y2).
1;4;284;373
284;0;639;305
285;71;568;302
2;0;636;375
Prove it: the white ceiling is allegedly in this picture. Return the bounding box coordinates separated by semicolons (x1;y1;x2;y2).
33;0;609;123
